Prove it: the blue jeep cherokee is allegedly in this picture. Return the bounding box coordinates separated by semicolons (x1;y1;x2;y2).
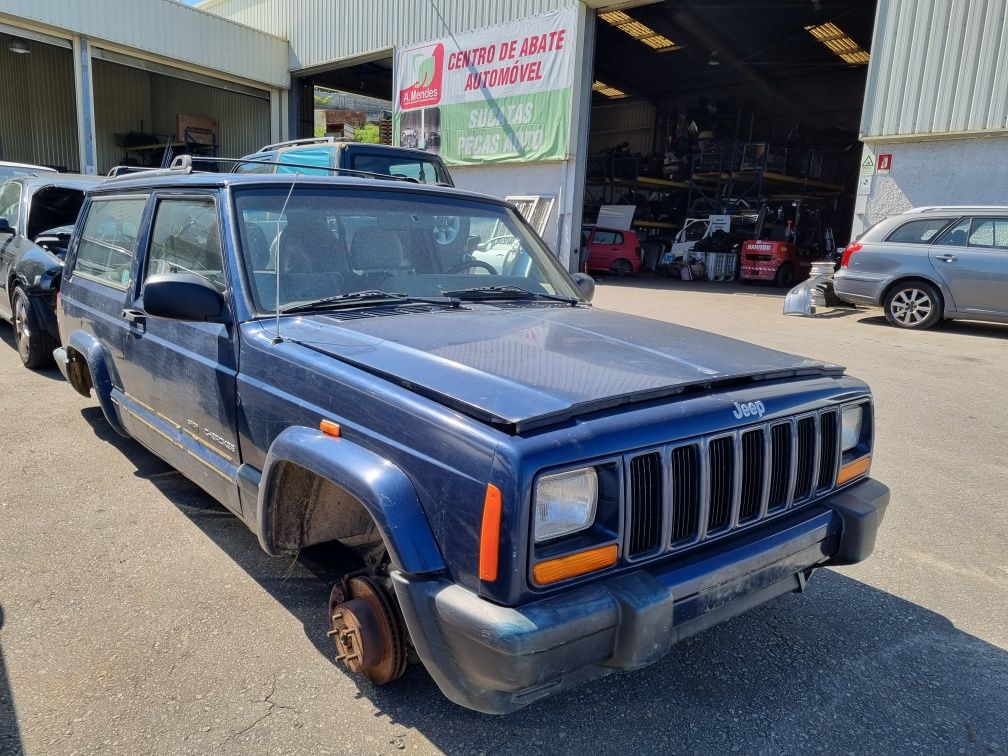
54;170;889;714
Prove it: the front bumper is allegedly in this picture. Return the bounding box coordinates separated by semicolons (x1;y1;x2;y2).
394;477;889;714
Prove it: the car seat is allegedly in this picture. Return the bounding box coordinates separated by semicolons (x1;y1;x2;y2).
349;226;412;289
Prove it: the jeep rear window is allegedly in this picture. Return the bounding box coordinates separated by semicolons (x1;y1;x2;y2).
350;155;446;185
73;198;146;289
232;185;581;312
885;218;953;244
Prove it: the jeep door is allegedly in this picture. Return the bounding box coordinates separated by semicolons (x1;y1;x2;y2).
119;192;242;512
929;216;1008;318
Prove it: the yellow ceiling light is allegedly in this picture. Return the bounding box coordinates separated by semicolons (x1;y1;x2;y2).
805;22;870;65
592;80;627;98
599;9;679;52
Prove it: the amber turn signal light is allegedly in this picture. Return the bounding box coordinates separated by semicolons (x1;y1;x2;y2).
532;543;618;586
837;454;871;485
319;419;341;438
479;484;503;581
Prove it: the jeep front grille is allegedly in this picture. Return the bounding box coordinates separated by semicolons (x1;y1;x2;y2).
625;408;841;560
627;452;663;556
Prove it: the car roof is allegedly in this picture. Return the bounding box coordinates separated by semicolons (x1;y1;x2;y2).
89;171;503;205
0;160;57;173
244;141;444;163
903;205;1008;215
16;174;104;191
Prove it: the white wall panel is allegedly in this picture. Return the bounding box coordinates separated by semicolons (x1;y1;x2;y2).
862;0;1008;138
202;0;579;70
0;0;289;87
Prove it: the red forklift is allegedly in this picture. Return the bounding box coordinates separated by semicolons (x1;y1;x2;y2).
740;196;836;287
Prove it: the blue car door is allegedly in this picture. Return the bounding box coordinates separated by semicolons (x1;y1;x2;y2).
116;191;242;514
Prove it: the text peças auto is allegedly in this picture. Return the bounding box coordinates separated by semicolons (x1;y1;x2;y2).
0;174;103;367
54;168;889;714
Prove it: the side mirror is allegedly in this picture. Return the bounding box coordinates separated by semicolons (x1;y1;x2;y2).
142;273;226;322
0;218;14;236
571;272;595;303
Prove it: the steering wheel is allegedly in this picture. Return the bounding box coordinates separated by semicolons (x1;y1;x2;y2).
447;259;497;275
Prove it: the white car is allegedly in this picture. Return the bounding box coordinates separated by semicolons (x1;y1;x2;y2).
0;161;57;181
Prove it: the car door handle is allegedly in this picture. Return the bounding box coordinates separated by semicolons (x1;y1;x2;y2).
122;308;146;333
937;254;958;263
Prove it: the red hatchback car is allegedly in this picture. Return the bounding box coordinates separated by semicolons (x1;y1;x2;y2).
582;225;643;276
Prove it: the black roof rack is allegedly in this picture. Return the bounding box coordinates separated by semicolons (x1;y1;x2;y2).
101;154;422;184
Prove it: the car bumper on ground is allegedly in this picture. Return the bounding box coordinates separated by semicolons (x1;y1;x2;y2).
394;477;889;714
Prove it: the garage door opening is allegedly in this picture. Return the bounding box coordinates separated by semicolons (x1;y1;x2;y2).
294;55;394;145
91;51;271;175
585;0;877;277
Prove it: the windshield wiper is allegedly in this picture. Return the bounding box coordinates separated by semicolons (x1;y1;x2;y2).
280;290;460;314
441;285;578;306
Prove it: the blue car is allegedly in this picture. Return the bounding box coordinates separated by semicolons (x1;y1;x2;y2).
54;169;889;713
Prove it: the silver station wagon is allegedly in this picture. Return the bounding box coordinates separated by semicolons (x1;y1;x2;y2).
834;207;1008;329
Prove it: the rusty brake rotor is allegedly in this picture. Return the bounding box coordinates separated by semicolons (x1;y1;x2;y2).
328;575;406;685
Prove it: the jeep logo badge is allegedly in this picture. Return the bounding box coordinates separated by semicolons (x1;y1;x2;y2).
733;401;766;420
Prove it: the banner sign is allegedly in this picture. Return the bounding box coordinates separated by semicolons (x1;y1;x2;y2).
393;8;577;165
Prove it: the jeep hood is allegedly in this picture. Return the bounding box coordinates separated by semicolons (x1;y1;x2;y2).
279;306;844;432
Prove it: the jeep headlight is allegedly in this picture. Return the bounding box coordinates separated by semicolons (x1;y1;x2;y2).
841;405;863;452
534;467;598;543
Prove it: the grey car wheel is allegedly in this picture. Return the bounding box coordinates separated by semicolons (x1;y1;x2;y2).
12;286;56;368
883;282;942;329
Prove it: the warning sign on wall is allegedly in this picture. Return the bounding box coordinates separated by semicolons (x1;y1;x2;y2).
877;154;893;174
859;155;875;177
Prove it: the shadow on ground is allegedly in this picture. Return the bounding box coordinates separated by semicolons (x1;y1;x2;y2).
77;406;1007;754
0;606;25;756
0;323;66;382
857;314;1008;340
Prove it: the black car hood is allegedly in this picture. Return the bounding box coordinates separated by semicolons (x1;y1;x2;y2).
279;305;844;432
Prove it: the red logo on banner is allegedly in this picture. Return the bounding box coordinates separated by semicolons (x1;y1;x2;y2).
399;43;444;110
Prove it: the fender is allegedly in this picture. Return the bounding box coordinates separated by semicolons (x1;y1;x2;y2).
258;426;446;576
13;244;62;294
65;329;129;437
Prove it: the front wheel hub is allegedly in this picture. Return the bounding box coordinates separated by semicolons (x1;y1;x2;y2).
328;576;406;685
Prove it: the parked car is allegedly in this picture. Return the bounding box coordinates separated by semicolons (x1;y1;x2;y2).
55;169;888;714
0;160;58;181
0;173;102;367
583;224;644;275
235;137;453;186
834;206;1008;329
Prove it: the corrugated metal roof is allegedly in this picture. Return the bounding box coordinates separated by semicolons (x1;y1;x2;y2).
0;0;289;88
202;0;580;71
861;0;1008;139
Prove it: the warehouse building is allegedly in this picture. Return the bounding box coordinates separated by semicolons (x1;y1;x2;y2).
1;0;1006;268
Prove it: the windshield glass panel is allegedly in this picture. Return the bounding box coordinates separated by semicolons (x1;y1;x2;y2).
232;186;580;312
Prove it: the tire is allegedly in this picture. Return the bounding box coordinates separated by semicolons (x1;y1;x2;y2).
883;281;943;329
611;259;633;277
12;286;56;369
773;263;794;288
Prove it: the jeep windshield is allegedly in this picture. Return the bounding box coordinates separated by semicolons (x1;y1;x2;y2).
233;185;583;313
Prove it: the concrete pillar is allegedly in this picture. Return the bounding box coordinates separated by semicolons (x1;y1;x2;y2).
560;3;596;270
72;36;97;175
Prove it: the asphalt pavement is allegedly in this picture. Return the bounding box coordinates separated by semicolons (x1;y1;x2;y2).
0;278;1005;755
